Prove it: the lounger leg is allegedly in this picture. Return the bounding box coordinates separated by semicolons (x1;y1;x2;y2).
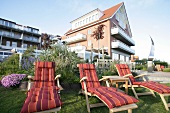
85;94;90;112
160;94;169;111
128;109;132;113
131;86;139;99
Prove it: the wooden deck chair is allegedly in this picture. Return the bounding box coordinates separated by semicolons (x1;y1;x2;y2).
78;63;138;113
20;61;62;113
115;64;170;111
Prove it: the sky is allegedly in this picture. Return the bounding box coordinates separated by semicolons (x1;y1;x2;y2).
0;0;170;63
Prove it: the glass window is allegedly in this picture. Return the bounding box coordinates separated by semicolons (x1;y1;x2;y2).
6;41;10;46
112;53;118;60
0;19;3;25
23;44;27;48
86;18;88;23
12;41;17;47
126;56;129;62
95;14;98;19
88;29;91;35
88;40;91;46
120;55;124;61
89;17;91;22
5;21;8;26
80;21;82;26
75;23;77;27
92;15;94;20
0;52;3;55
83;20;85;24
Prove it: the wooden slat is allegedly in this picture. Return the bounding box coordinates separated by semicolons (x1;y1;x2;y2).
110;104;138;112
137;92;153;96
90;103;105;108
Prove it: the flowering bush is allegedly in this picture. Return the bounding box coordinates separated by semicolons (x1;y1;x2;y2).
1;74;27;88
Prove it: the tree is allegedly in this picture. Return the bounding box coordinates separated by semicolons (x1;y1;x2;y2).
91;24;105;59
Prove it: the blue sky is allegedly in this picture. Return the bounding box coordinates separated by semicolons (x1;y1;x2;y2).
1;0;170;63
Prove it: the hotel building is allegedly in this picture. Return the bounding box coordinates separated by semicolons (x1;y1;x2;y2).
0;18;41;60
62;2;135;62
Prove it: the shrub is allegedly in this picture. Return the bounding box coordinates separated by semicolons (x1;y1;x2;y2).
39;44;81;83
1;74;26;88
163;68;170;72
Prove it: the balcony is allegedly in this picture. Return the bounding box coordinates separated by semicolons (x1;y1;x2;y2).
111;27;135;46
0;33;23;40
63;33;87;44
69;45;86;52
111;41;135;54
23;37;40;43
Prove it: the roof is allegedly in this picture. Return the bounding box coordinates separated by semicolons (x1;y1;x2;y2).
65;2;123;35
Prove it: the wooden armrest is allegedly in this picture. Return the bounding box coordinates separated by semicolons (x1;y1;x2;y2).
99;77;110;81
134;74;148;78
123;74;133;78
80;76;87;82
27;75;34;80
55;74;61;80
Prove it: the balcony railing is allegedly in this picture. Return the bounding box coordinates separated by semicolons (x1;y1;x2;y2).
0;22;40;35
69;45;86;52
111;41;135;54
62;33;87;44
111;27;135;46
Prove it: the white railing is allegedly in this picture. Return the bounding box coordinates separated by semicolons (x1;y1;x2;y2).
69;45;86;52
112;42;135;54
62;33;86;44
111;27;135;46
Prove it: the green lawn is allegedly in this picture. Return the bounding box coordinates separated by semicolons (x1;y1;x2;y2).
0;84;170;113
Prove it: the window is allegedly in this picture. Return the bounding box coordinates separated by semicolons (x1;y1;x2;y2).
80;21;82;26
12;41;17;47
83;20;85;25
126;56;129;62
23;44;27;48
89;17;91;22
120;55;124;61
78;22;79;26
6;41;10;46
75;23;77;27
0;19;3;25
86;18;88;23
112;53;118;60
95;14;98;19
5;21;8;26
88;29;91;35
88;40;91;46
92;15;94;20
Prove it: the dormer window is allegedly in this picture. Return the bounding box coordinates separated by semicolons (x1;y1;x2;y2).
89;17;91;22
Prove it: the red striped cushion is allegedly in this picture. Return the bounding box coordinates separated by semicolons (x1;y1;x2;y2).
115;64;136;83
88;86;138;109
78;64;100;89
20;89;62;113
133;81;170;94
20;62;62;113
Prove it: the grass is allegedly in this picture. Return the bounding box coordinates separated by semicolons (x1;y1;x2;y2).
0;84;170;113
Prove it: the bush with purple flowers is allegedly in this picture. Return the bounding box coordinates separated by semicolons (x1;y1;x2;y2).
1;74;27;88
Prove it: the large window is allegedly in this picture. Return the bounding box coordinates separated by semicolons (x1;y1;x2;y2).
23;43;27;48
6;41;10;46
12;41;17;47
112;53;119;60
120;55;124;61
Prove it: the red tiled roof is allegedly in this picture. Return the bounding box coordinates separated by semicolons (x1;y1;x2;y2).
65;2;123;35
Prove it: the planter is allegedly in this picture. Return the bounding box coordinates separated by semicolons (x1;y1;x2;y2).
19;81;28;91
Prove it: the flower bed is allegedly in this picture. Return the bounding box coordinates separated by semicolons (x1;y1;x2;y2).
1;74;26;88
